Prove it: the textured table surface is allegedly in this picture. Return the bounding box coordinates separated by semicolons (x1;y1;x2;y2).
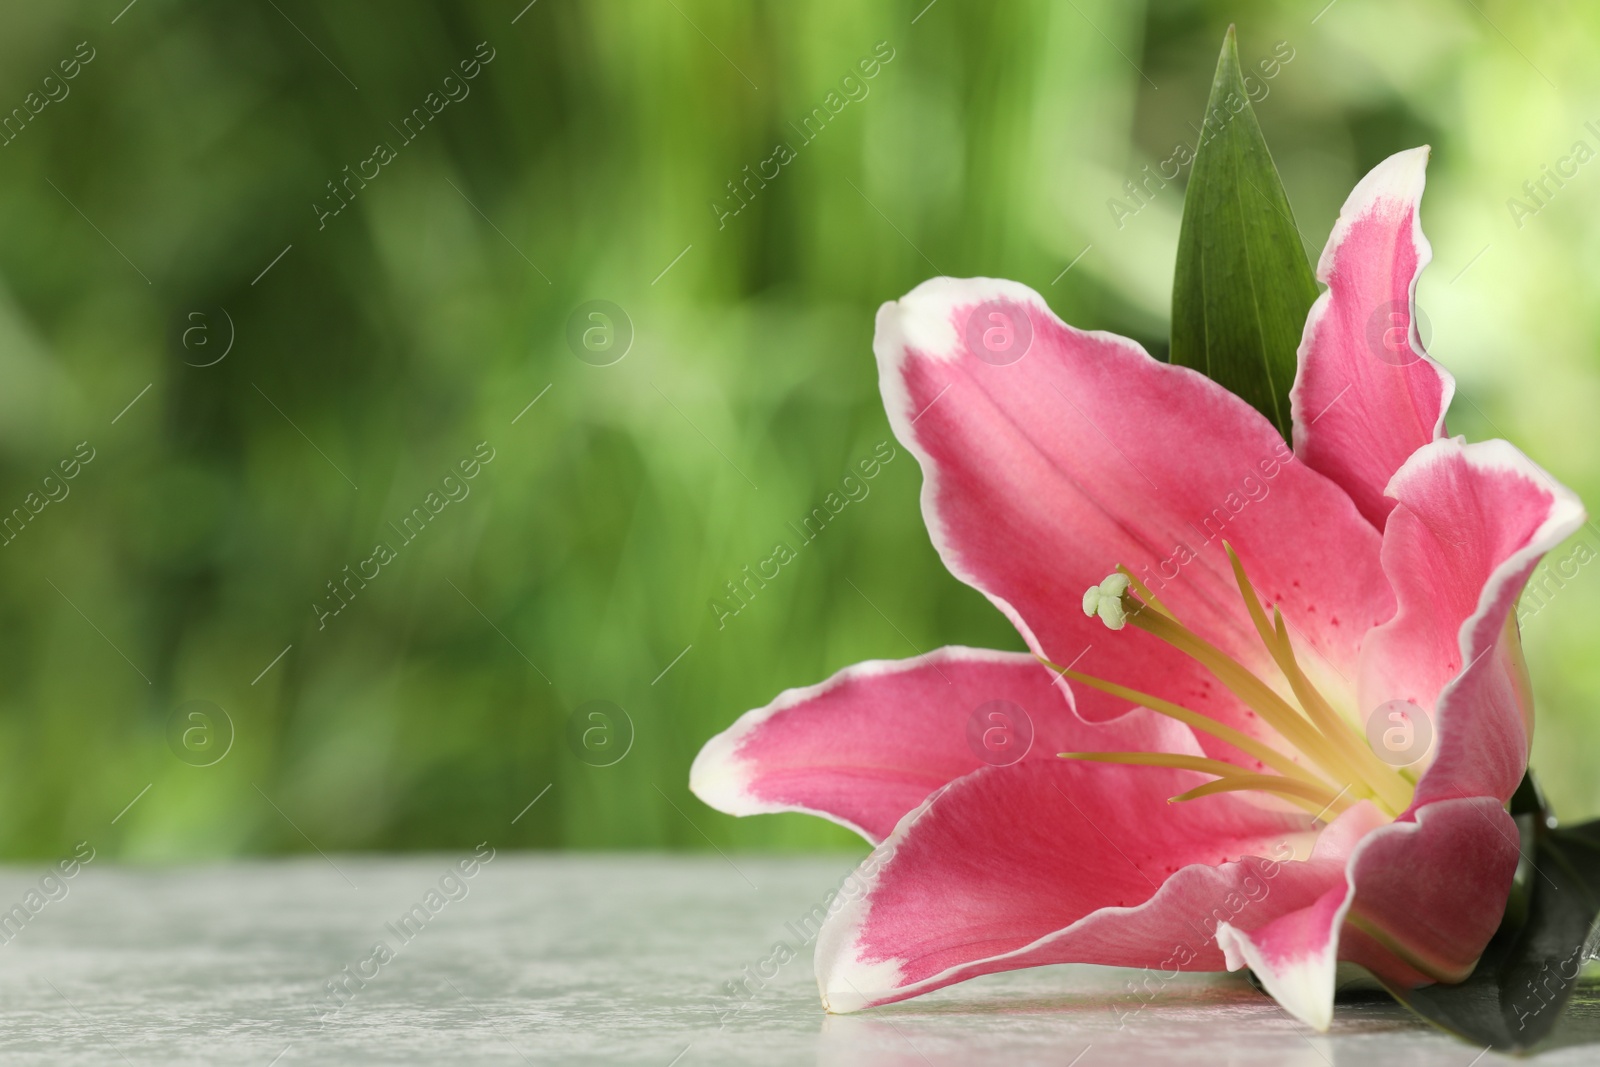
0;853;1595;1065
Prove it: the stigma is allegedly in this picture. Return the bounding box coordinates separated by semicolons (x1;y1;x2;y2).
1081;573;1132;629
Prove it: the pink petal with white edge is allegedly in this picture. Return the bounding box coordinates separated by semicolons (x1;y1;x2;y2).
814;758;1336;1012
1218;797;1520;1030
691;648;1079;844
874;277;1391;748
690;646;1275;846
1217;884;1351;1030
1211;801;1387;1030
1360;437;1585;807
1291;146;1455;529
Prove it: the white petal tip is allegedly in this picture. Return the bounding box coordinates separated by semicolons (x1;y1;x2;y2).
1216;921;1337;1032
1317;146;1432;281
873;277;1045;366
818;987;867;1014
687;726;755;817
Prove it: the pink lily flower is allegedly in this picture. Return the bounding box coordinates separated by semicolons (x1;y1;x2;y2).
689;148;1585;1030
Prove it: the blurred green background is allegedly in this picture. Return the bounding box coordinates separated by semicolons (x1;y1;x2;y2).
0;0;1595;859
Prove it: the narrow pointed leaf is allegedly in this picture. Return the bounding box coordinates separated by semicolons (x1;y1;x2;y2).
1170;26;1318;438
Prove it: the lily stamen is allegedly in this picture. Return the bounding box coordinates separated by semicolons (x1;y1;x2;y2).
1225;544;1414;814
1057;751;1350;818
1167;774;1348;811
1116;564;1175;620
1071;547;1418;818
1038;654;1339;794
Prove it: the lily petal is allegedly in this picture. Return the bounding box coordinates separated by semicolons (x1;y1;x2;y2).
814;759;1330;1012
1218;796;1520;1030
1360;437;1585;806
691;646;1275;846
691;648;1075;844
1217;883;1351;1030
1290;147;1455;529
874;277;1392;746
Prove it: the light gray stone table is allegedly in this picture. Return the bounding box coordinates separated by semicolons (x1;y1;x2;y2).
0;854;1594;1065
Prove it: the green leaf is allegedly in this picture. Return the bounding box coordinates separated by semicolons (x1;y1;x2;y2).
1378;772;1600;1051
1170;26;1318;439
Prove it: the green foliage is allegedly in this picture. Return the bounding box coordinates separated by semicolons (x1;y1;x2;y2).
1170;26;1317;438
